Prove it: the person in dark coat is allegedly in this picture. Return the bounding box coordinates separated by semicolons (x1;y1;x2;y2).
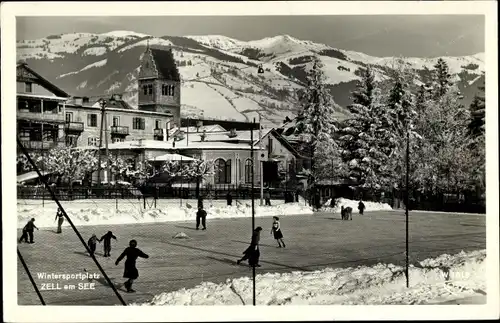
197;196;204;210
196;206;207;230
270;216;286;248
99;231;117;257
237;227;262;267
19;218;39;243
115;239;149;293
55;208;64;233
226;192;233;206
87;234;99;256
264;190;271;206
358;201;366;215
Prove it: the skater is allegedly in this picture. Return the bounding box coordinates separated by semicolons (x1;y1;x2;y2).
87;234;99;256
99;231;117;257
196;206;207;230
115;239;149;293
20;218;39;244
358;200;366;215
55;208;64;233
226;192;233;206
264;189;271;206
270;216;286;248
341;206;353;220
237;227;262;267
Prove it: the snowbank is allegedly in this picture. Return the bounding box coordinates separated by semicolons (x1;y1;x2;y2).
323;198;393;213
133;250;486;305
16;199;313;229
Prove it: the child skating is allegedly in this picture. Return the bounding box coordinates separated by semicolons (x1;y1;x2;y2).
270;216;286;248
115;239;149;293
99;231;117;257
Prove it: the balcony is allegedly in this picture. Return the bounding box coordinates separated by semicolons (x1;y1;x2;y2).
18;140;65;150
17;110;65;123
64;121;84;133
110;126;129;136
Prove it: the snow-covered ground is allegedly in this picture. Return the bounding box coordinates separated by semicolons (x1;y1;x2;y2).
323;198;393;214
132;249;486;305
16;197;395;229
17;198;312;229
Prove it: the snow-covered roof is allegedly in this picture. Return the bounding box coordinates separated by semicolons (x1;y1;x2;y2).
149;153;197;162
17;171;52;183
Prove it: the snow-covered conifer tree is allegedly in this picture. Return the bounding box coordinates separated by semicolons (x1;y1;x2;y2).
293;58;341;188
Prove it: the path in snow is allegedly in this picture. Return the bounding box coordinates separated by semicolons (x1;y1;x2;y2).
17;210;485;305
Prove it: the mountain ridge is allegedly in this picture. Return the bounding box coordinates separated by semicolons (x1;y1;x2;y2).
17;30;485;126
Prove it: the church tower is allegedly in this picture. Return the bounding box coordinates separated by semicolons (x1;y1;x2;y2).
138;44;181;127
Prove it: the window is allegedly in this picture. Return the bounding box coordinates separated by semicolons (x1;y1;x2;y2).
162;84;175;96
268;138;273;155
155;119;161;129
87;114;97;127
215;158;232;184
133;117;145;130
148;84;153;95
245;159;253;183
112;137;124;143
25;82;32;93
112;116;120;127
65;112;73;123
88;137;99;146
143;85;148;95
19;129;30;141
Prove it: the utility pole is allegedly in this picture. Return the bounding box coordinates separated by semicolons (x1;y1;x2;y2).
41;100;45;207
96;99;106;186
405;126;410;288
104;105;110;183
250;118;256;306
259;113;264;206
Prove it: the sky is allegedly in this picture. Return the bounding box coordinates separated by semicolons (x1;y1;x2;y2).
16;15;485;57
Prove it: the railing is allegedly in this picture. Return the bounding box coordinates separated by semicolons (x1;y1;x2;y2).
18;140;65;150
17;110;64;123
64;121;84;132
110;126;129;136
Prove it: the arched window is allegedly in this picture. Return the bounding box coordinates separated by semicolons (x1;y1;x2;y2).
245;159;253;183
215;158;232;184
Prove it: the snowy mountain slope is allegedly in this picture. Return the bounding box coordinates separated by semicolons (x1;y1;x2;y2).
17;31;485;126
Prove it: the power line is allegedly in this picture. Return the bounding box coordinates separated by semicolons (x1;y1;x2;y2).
17;138;128;306
17;248;46;305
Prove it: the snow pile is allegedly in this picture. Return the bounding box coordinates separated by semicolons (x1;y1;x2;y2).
322;198;392;213
17;199;313;228
133;250;486;305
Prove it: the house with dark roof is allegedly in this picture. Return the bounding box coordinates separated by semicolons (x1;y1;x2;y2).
138;45;181;131
64;93;173;148
17;63;70;152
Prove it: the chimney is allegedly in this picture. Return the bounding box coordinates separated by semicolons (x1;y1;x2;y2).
74;97;83;106
82;97;90;104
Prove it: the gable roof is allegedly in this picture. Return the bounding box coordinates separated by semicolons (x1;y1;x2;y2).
16;63;70;98
150;48;180;81
269;129;310;159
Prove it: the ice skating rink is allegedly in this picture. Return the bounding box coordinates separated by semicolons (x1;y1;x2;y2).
17;210;486;305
